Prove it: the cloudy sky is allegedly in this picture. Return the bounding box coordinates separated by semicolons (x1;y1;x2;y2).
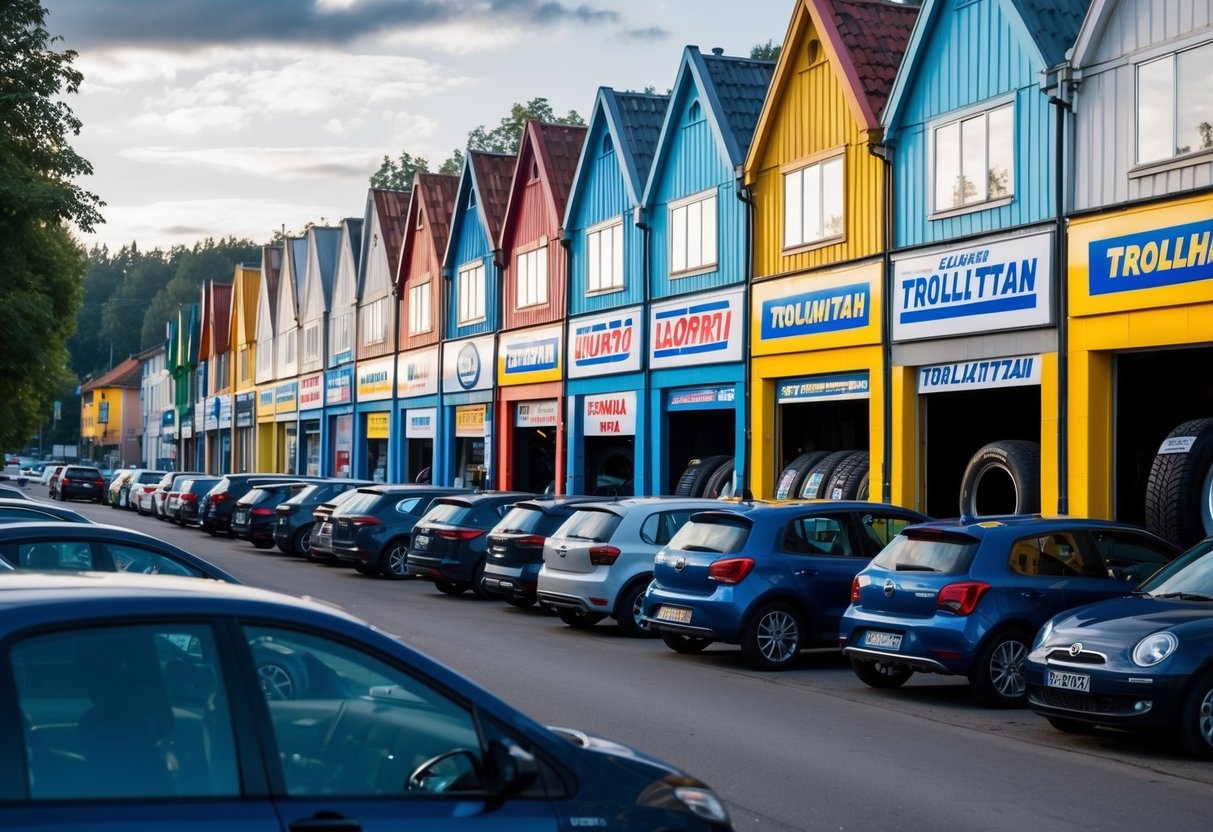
44;0;793;253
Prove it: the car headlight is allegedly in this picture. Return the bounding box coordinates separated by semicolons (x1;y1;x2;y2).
1033;619;1055;649
1132;632;1177;667
638;777;730;825
673;786;729;823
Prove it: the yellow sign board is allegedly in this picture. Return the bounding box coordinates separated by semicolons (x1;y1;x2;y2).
455;404;486;437
366;412;390;439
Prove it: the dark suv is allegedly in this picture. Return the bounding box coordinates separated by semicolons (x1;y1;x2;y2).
171;477;221;526
330;485;472;578
200;474;317;536
273;479;371;558
231;482;311;548
55;466;107;503
407;492;537;597
480;496;602;607
840;515;1180;706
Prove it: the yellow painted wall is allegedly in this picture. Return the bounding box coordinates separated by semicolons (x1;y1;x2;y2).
81;387;125;441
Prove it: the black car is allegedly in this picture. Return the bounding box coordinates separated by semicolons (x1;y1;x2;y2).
329;485;472;578
55;466;107;503
480;496;602;607
407;492;538;596
200;473;318;536
0;498;93;525
167;477;221;525
231;483;311;549
273;479;372;558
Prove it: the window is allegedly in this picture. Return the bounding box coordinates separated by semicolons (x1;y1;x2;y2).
784;155;844;248
303;324;320;361
639;510;696;546
105;543;205;577
1008;533;1102;578
1137;43;1213;164
331;313;353;357
515;247;548;308
669;190;717;275
1090;530;1177;582
279;330;295;367
932;102;1013;213
457;262;486;324
409;282;432;334
256;337;272;376
361;298;386;345
238;347;250;382
14;540;94;569
587;220;624;293
857;512;917;554
782;515;853;556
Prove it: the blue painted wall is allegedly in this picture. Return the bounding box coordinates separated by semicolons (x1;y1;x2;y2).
445;198;500;339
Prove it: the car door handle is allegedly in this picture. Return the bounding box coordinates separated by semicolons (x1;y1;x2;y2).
289;814;362;832
1019;590;1045;599
795;568;819;576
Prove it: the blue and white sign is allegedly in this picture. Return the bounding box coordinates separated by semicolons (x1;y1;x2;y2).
650;288;744;369
568;307;643;378
668;385;736;410
918;355;1041;394
1089;218;1213;295
442;335;493;393
892;232;1052;341
405;407;437;439
760;283;869;341
778;372;870;403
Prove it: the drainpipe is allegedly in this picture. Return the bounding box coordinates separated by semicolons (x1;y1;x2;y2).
559;231;572;496
1043;63;1073;515
734;165;755;501
634;204;653;496
868;135;895;505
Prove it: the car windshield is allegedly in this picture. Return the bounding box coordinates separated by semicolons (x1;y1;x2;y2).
554;508;622;542
1138;539;1213;597
872;531;979;574
668;514;751;554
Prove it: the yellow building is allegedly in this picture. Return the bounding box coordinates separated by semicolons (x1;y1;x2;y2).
230;264;260;472
80;357;143;468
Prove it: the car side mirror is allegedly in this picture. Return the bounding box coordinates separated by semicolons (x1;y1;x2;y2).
485;737;539;802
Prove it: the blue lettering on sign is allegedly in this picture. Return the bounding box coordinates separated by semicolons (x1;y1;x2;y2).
918;356;1036;390
898;251;1038;323
1089;218;1213;295
505;337;560;373
761;283;869;340
456;343;480;390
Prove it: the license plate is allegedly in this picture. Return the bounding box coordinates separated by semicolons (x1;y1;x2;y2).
81;483;92;488
1047;670;1091;692
655;605;692;624
413;534;430;550
235;511;247;523
864;631;903;650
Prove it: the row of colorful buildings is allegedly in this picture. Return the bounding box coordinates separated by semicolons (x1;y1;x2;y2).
81;0;1213;532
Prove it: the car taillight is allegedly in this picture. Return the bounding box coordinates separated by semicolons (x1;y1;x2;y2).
937;581;991;615
589;545;621;565
437;527;483;541
514;534;546;548
851;576;862;603
251;507;274;516
61;477;71;486
349;515;382;527
182;493;197;502
144;485;158;494
707;557;756;584
94;478;104;487
211;492;228;505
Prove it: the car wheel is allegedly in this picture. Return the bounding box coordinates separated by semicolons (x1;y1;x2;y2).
614;579;657;638
741;602;804;671
469;560;491;599
557;610;606;629
969;629;1030;708
291;526;313;559
1178;670;1213;758
252;644;307;701
850;657;913;689
661;632;713;654
1046;716;1097;735
505;597;536;608
435;580;468;595
379;540;411;580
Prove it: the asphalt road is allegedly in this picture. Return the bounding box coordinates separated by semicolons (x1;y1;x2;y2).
44;493;1213;831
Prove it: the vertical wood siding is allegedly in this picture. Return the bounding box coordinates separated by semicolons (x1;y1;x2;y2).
448;202;496;338
502;177;567;330
399;217;442;352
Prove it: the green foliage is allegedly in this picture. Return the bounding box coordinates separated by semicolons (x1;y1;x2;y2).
369;150;429;190
465;96;585;155
438;149;465;177
751;39;782;62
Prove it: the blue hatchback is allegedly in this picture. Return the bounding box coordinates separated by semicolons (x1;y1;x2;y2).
841;516;1180;707
643;501;926;670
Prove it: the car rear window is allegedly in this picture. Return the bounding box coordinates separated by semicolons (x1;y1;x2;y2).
67;468;101;478
668;514;751;554
872;531;978;575
338;491;387;515
554;508;622;543
422;501;475;526
187;479;219;494
241;489;273;505
494;505;547;534
138;472;164;484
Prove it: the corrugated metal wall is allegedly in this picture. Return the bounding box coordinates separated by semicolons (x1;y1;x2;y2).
503;177;567;330
447;201;497;338
398;213;441;352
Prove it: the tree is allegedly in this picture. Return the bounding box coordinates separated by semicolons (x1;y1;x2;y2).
0;0;101;450
369;150;429;190
464;96;585;155
751;39;782;61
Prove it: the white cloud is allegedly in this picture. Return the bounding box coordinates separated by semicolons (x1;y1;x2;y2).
120;145;383;180
130;106;250;135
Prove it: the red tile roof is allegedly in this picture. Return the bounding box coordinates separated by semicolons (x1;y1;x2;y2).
208;281;233;356
529;121;588;223
399;173;459;289
824;0;919;123
372;188;410;278
81;356;142;391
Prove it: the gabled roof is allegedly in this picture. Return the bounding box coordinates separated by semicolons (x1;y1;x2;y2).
500;120;587;247
260;244;282;333
564;88;669;225
443;151;517;268
372;189;409;281
82;357;142;391
208;281;233;356
288;237;308;302
883;0;1089;138
309;226;341;310
397;172;459;291
642;45;774;205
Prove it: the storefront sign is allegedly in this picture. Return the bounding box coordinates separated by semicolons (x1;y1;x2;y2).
918;354;1041;394
275;381;298;413
325;366;354;407
1089;218;1213;296
568;308;642;378
455;404;486;437
443;336;493;393
650;288;744;369
406;407;437;439
258;388;274;416
778;372;870;403
398;347;439;398
760;283;869;341
357;358;394;401
235;391;255;428
668;386;736;409
892;233;1052;341
298;374;322;410
515;399;558;428
204;395;231;431
366;412;390;439
498;325;563;385
584;391;636;436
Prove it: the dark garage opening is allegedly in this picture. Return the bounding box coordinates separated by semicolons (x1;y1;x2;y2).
584;436;634;497
666;409;734;494
777;399;869;487
512;426;557;495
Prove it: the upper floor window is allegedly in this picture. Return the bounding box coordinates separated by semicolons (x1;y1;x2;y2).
331;313;353;357
1138;42;1213;164
256;338;272;375
669;190;717;276
238;347;250;383
279;330;295;367
932;102;1013;214
515;247;548;309
409;281;432;335
457;262;486;325
361;298;386;345
587;220;624;293
303;324;321;362
784;154;844;248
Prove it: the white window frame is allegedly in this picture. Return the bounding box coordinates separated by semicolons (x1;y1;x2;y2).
1136;42;1213;166
256;337;272;377
361;298;386;346
783;153;845;249
586;219;624;294
930;100;1014;217
303;323;321;362
515;246;549;309
409;281;432;335
279;330;296;368
331;312;353;358
457;262;486;325
668;189;717;276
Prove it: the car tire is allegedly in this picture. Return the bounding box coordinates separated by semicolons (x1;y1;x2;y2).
850;657;914;689
557;610;606;629
1144;418;1213;548
378;539;411;580
1178;670;1213;759
291;525;314;559
798;450;853;499
614;579;657;638
689;454;732;498
470;560;492;599
435;580;468;595
674;454;730;498
699;458;736;500
774;451;831;499
1045;716;1097;735
958;440;1041;517
253;644;308;701
661;632;713;654
968;629;1031;708
826;451;870;501
741;602;804;671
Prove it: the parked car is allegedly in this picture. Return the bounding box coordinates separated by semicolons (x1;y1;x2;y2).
330;485;475;578
166;476;221;525
129;469;171;514
406;492;538;593
44;465;66;498
480;496;603;608
273;479;371;558
231;482;310;549
642;501;928;662
0;498;93;525
39;463;64;486
1025;535;1213;755
840;516;1181;707
0;521;238;581
0;572;733;830
105;469;134;507
538;498;742;637
308;487;373;563
146;471;205;519
200;473;317;536
0;484;32;501
54;465;107;503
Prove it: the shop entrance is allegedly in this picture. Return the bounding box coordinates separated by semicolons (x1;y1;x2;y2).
585;437;634;497
301;422;320;476
406;438;434;483
455;437;487;489
511;426;556;494
667;409;734;494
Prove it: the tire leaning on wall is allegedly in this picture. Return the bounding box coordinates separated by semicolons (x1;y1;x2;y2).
826;450;871;501
958;440;1041;517
1144;418;1213;549
700;457;736;499
773;451;831;500
674;454;732;497
799;450;856;500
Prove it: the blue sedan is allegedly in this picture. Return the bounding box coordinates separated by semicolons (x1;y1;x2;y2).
1025;537;1213;756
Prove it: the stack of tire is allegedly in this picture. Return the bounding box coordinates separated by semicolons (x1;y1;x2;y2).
1145;418;1213;549
774;450;870;501
674;456;736;499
